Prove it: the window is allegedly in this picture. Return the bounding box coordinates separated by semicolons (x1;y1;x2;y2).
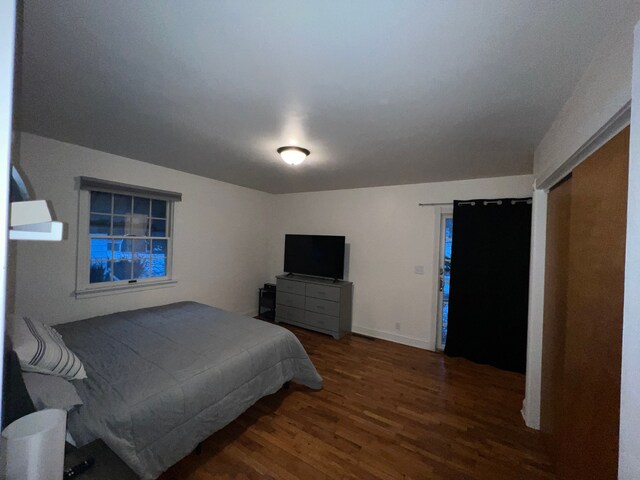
76;178;180;295
435;206;453;351
439;216;453;349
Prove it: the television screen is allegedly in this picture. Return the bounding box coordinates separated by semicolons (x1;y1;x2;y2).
284;234;345;279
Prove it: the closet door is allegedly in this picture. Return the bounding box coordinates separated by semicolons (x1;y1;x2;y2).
562;126;629;479
540;176;571;462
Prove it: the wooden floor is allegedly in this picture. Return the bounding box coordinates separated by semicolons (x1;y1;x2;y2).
160;326;555;480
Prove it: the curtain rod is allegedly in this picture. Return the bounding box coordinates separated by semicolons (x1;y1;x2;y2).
418;198;532;207
418;202;452;207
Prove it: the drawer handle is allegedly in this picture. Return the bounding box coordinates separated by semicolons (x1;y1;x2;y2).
317;305;324;310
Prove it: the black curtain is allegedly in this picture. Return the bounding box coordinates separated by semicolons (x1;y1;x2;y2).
444;198;532;373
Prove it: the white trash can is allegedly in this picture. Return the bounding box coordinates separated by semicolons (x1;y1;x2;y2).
1;409;67;480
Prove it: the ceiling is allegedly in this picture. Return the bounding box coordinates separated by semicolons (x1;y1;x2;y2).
17;1;628;193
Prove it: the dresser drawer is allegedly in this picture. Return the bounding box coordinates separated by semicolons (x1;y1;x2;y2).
304;311;339;331
276;291;305;309
305;283;340;302
305;296;340;317
277;279;306;296
275;305;305;324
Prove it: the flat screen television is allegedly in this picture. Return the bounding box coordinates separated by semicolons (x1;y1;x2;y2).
284;234;345;279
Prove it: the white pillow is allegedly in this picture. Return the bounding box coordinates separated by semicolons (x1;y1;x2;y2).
9;315;87;381
22;372;84;412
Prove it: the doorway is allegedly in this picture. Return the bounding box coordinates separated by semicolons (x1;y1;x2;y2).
436;208;453;351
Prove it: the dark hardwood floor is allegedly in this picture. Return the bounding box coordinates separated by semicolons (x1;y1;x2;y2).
160;325;555;479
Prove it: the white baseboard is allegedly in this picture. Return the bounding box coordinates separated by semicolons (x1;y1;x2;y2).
351;325;434;351
240;308;258;318
521;398;540;430
246;310;434;352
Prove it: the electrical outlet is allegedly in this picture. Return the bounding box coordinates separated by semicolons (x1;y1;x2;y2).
414;265;425;275
395;322;401;331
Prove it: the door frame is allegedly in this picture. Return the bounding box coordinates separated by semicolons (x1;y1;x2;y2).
431;205;453;351
0;0;17;424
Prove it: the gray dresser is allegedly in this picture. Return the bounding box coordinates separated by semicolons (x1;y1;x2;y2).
275;274;353;339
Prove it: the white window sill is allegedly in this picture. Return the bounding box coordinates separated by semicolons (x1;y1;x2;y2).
75;279;178;298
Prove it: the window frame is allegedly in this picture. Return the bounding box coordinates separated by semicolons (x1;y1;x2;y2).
75;188;177;297
430;205;453;351
436;211;453;351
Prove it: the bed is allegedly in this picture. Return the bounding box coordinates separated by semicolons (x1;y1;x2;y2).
55;301;323;480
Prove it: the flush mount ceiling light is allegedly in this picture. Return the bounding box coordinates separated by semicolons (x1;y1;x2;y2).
277;146;310;166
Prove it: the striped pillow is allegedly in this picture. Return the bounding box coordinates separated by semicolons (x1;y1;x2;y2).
9;315;87;381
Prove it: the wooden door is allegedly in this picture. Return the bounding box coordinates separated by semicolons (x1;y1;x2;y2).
540;176;571;461
541;126;629;479
561;126;629;479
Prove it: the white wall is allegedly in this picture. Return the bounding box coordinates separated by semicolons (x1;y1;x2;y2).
267;175;534;350
522;190;547;429
534;4;640;182
12;133;274;324
619;20;640;480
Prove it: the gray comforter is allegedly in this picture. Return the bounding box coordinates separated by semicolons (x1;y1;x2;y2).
56;302;322;479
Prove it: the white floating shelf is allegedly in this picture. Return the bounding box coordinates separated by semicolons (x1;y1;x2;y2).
10;200;63;241
10;200;51;226
10;221;63;241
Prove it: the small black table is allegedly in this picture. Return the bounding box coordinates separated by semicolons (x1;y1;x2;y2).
257;284;276;321
64;439;139;479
